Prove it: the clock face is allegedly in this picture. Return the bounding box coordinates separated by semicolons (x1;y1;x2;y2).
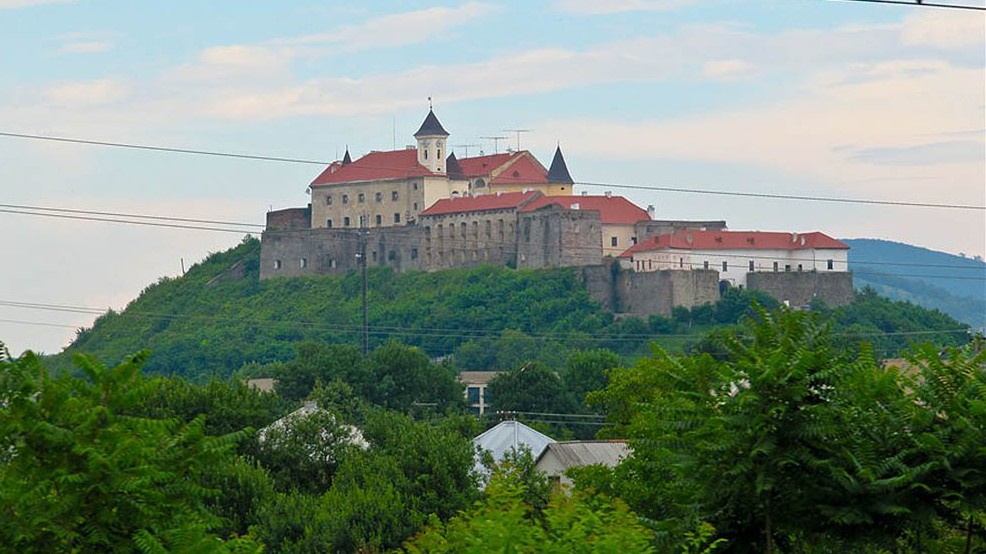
423;140;431;147
436;140;442;147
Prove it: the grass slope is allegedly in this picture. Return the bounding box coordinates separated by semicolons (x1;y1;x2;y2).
56;237;972;381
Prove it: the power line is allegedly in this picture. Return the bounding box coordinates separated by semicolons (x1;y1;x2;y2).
0;318;78;329
0;202;265;228
3;130;983;211
2;204;983;278
821;0;986;11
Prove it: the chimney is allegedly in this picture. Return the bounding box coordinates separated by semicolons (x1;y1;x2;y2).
581;191;588;196
604;191;612;198
646;204;656;219
571;202;580;210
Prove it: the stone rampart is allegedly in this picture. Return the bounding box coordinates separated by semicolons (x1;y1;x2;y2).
746;271;853;307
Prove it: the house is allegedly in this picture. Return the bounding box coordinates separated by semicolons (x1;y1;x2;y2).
534;440;630;489
472;419;555;478
619;230;850;289
257;401;369;452
307;108;573;231
457;371;502;415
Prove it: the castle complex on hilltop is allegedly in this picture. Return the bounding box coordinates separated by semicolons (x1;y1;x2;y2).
261;108;853;314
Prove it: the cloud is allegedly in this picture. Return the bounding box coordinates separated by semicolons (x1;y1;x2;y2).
553;0;694;14
58;40;113;54
42;78;129;107
848;140;985;166
901;9;986;50
276;2;499;51
0;0;76;8
702;59;753;79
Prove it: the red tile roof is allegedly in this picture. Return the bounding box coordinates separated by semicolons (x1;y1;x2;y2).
620;231;849;257
456;153;514;178
311;149;435;186
520;195;650;225
489;154;550;185
419;191;542;217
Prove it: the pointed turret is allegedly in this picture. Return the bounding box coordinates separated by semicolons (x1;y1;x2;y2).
546;145;573;184
414;108;449;137
342;147;352;165
414;107;450;173
446;152;464;180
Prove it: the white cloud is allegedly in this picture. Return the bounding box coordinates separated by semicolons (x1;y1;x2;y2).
553;0;693;14
702;59;753;79
276;2;498;51
0;0;76;8
901;9;986;50
42;78;129;107
58;40;113;54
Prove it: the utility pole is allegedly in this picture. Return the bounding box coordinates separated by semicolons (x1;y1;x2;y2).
357;215;369;354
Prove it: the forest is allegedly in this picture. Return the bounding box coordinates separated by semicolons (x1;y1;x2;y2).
2;304;983;553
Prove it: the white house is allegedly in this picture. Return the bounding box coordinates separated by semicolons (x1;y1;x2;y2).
619;230;850;288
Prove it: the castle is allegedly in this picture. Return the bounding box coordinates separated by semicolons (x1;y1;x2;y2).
261;108;853;314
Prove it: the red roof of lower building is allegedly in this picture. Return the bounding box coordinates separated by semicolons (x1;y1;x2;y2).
419;191;542;217
620;231;849;257
311;149;436;186
520;195;649;225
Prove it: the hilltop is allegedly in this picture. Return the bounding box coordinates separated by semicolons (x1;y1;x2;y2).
844;238;986;328
55;236;970;381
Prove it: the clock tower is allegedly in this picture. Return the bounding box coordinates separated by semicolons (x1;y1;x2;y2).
414;107;449;174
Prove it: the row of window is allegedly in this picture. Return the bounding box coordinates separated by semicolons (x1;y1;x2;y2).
326;190;405;206
326;213;402;228
632;259;837;272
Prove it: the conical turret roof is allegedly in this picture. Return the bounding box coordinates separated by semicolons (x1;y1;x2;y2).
342;147;352;165
446;152;464;179
414;108;449;137
546;145;573;184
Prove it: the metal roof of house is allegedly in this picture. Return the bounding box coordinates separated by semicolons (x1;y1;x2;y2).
536;440;630;469
473;420;556;469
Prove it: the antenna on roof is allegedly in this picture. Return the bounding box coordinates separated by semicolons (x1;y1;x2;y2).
453;144;480;157
502;129;531;151
480;135;508;154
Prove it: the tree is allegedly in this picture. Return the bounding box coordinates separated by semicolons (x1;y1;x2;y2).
563;348;621;409
488;362;578;415
404;459;656;553
0;346;261;553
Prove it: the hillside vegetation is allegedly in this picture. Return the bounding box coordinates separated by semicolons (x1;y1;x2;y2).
57;236;970;381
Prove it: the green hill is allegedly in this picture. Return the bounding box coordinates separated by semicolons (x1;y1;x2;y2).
53;236;971;381
843;238;986;329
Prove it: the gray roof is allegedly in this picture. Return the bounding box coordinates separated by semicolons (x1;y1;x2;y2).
546;145;573;184
473;420;555;471
414;108;449;137
536;440;629;469
458;371;502;386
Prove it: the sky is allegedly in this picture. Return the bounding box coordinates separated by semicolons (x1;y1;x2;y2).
1;0;984;355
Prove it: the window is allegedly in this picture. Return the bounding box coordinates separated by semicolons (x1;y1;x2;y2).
413;182;419;190
424;149;428;160
344;216;351;227
827;259;834;270
648;260;653;270
273;259;282;270
749;260;755;271
325;195;332;205
342;194;349;204
329;259;337;268
722;261;728;272
372;251;377;262
392;191;399;201
631;236;638;245
680;257;684;268
326;219;333;228
375;192;382;203
703;261;709;270
358;193;365;203
411;248;418;259
375;214;382;225
797;264;803;272
437;149;442;159
773;261;779;272
467;386;480;404
299;258;307;269
388;250;396;261
785;264;791;272
413;202;418;210
610;236;618;247
394;213;401;223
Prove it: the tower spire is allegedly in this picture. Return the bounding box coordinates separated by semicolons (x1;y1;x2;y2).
547;144;573;184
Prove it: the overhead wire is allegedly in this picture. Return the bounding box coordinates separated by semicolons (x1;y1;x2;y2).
2;131;984;211
819;0;986;11
2;202;984;276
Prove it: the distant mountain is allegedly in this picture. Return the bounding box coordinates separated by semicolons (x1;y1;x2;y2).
843;238;986;329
